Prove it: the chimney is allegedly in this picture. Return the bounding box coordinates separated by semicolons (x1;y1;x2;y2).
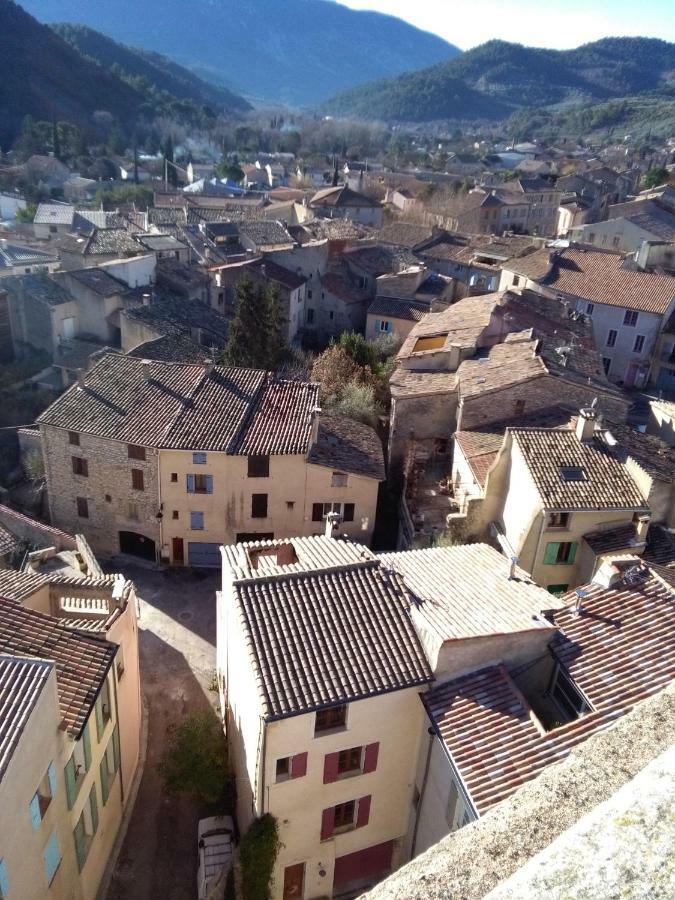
141;361;152;381
325;510;341;538
203;358;215;376
576;406;597;442
635;513;650;541
508;556;519;579
142;293;151;307
310;405;322;445
76;369;86;390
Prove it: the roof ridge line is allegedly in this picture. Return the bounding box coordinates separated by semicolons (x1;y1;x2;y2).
231;555;382;586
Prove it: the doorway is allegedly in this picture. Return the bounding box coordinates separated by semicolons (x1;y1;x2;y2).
283;862;304;899
172;537;184;564
118;530;156;561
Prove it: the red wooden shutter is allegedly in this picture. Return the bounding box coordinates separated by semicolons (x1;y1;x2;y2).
362;742;379;774
323;751;340;784
321;806;335;841
356;795;371;828
291;752;307;778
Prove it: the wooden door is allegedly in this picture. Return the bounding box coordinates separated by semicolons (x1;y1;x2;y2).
172;537;184;564
283;862;304;899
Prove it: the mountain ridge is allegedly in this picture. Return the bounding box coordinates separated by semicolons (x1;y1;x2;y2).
17;0;460;106
323;36;675;122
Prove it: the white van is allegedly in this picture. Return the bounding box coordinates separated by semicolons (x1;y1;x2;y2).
197;815;235;900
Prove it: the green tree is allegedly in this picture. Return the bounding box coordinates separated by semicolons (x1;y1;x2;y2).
643;166;669;189
264;284;285;371
311;344;373;402
15;203;37;224
240;814;279;900
216;161;245;183
163;133;177;187
338;331;378;371
157;710;229;807
222;279;285;370
326;382;382;427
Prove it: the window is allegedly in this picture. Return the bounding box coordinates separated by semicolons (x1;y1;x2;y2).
338;747;362;775
131;469;144;491
190;511;204;530
49;225;57;234
623;310;639;327
514;399;526;415
43;831;61;885
633;334;645;353
68;431;80;446
192;452;207;465
99;725;121;805
94;678;112;742
73;785;99;872
315;704;347;735
127;444;146;461
321;796;371;840
251;493;268;518
275;752;307;782
334;800;356;830
547;512;570;529
72;456;88;477
65;723;91;809
543;541;578;565
127;501;139;521
115;645;125;680
248;455;270;478
586;302;594;315
105;494;112;503
329;310;334;320
512;275;521;286
307;308;315;324
550;665;592;722
312;502;355;523
286;501;295;510
588;232;595;243
602;356;611;375
171;473;178;483
29;762;57;828
172;510;179;520
446;781;460;829
187;474;213;494
378;319;392;333
547;583;569;596
606;329;617;347
559;466;586;482
76;497;89;518
331;472;348;488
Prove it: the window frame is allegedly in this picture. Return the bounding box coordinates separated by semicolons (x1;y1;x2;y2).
633;334;645;353
192;452;207;465
337;746;363;776
606;329;617;347
315;704;347;736
131;468;144;491
251;493;268;519
127;444;146;461
248;455;270;478
72;456;88;477
190;511;205;531
623;309;639;327
547;511;570;529
76;497;89;519
333;800;356;832
68;431;80;446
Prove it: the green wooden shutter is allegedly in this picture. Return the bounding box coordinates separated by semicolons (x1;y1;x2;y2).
89;784;99;834
100;758;109;805
73;817;86;872
543;542;560;565
83;723;91;771
567;541;578;564
64;757;77;809
112;725;121;774
95;697;104;741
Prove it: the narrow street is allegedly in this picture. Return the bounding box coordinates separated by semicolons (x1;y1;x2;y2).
105;562;220;900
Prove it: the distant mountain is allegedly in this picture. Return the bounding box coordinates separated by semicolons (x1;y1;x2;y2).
18;0;460;106
0;1;250;147
323;37;675;122
51;24;251;115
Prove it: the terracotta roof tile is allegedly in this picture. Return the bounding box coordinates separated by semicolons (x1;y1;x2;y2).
308;414;385;480
0;655;54;781
0;598;115;738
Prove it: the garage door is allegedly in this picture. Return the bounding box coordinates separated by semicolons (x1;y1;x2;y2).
333;840;393;895
188;542;221;568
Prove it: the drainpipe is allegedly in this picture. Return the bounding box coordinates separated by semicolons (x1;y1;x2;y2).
156;449;164;565
258;718;267;815
410;726;435;858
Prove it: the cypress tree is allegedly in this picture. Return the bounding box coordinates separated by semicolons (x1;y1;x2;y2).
222;279;267;368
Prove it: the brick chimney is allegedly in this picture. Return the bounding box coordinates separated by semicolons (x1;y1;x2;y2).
576;406;597;442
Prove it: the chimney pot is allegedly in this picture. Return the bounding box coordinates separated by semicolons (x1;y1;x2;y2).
76;369;86;390
141;361;152;381
142;293;151;306
325;510;341;538
576;406;597;442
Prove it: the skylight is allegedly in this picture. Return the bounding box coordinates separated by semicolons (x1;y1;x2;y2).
560;465;587;482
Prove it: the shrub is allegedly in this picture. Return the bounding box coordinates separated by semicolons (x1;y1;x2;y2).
240;814;280;900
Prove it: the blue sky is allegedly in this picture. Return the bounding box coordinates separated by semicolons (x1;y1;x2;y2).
339;0;675;49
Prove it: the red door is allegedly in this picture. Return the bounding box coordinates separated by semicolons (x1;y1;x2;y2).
283;863;304;899
172;537;184;564
333;840;394;894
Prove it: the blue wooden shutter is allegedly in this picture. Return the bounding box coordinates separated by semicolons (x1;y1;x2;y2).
83;723;91;771
206;475;214;494
47;761;58;796
543;542;560;565
29;794;42;830
186;474;195;493
64;757;77;809
89;784;99;834
43;832;61;884
0;859;9;898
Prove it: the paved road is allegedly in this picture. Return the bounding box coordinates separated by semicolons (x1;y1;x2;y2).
105;562;220;900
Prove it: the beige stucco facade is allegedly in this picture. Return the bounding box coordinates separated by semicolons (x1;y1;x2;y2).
159;449;379;565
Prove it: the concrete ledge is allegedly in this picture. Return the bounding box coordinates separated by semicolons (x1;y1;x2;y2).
363;683;675;899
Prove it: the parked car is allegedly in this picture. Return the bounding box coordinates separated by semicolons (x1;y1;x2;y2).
197;815;235;900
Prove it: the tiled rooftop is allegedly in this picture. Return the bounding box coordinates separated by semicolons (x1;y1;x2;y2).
38;354;320;455
397;292;501;360
0;655;54;781
426;563;675;815
0;598;115;738
232;567;431;719
380;544;557;641
0;569;49;601
510;427;648;510
34;203;74;225
583;524;642;555
307;414;385;480
367;297;430;323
